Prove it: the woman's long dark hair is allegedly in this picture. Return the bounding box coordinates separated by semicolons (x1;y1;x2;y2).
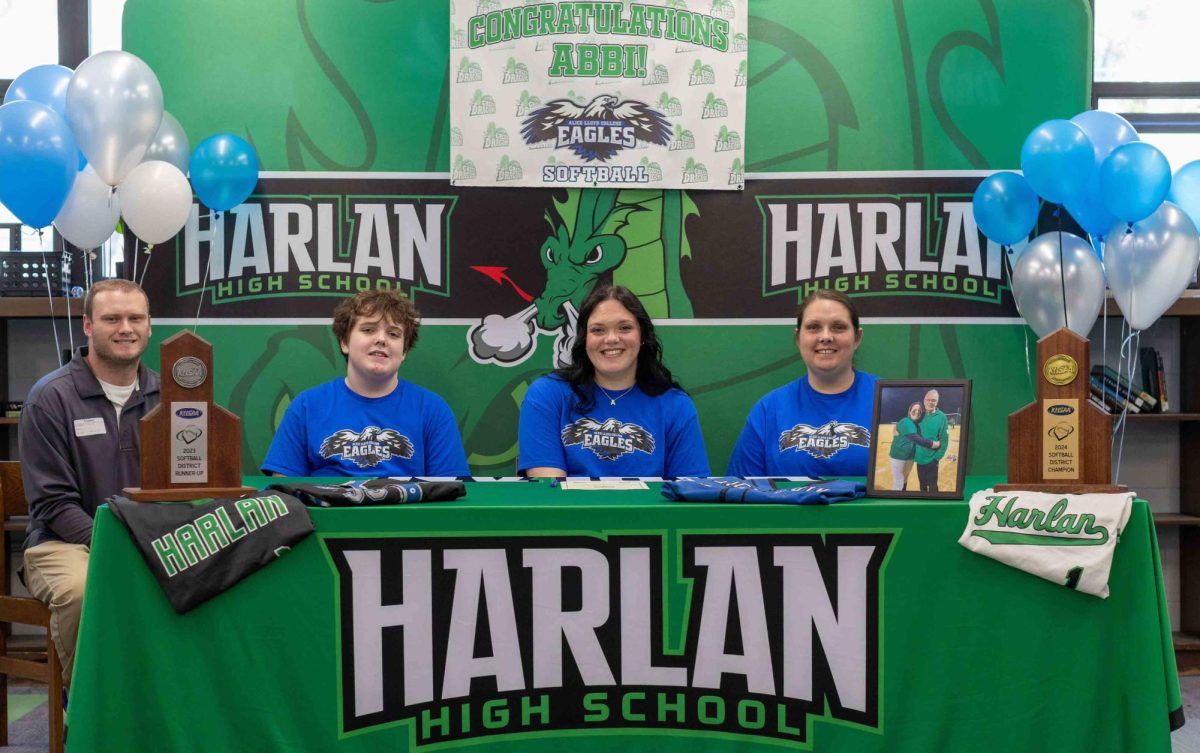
555;284;682;412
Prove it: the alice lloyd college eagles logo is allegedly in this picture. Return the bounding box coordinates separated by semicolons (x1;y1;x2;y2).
562;417;655;460
521;95;672;161
320;426;414;469
779;421;871;459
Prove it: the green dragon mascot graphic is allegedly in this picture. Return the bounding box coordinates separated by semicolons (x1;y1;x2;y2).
468;186;698;368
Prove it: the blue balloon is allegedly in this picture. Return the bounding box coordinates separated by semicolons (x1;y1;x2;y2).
189;133;259;212
1100;142;1171;223
1020;119;1094;203
1065;179;1118;239
0;101;79;228
972;171;1039;245
3;64;72;114
1070;110;1139;164
1167;160;1200;233
3;64;88;173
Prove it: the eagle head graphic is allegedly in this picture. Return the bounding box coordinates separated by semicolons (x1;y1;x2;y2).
778;421;871;459
561;417;656;460
319;426;415;469
521;95;672;162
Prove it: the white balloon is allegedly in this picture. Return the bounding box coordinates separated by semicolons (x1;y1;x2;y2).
1105;201;1200;331
1010;231;1106;338
67;51;163;186
118;161;192;245
53;166;121;249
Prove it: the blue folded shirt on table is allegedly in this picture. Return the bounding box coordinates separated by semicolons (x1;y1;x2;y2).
660;477;865;504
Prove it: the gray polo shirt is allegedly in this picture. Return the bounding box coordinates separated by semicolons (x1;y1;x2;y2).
20;347;161;549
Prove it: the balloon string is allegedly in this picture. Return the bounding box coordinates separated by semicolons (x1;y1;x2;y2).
40;243;63;369
1094;234;1108;380
59;236;74;354
129;236;139;282
193;248;213;333
1055;204;1068;330
191;212;224;331
137;243;154;287
1112;327;1139;485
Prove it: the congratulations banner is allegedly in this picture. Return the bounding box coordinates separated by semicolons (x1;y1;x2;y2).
449;1;747;190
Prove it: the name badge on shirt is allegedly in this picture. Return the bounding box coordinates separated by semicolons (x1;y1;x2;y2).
73;417;106;437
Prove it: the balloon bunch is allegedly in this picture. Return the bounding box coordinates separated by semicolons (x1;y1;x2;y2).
973;110;1200;336
0;53;260;263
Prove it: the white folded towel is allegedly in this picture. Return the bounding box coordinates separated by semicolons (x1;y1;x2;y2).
958;488;1135;598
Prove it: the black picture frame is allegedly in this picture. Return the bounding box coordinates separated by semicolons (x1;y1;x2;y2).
866;379;972;499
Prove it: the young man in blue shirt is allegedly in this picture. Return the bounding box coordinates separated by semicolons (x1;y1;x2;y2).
262;290;469;478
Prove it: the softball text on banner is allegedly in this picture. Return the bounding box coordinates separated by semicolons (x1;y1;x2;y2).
449;1;748;190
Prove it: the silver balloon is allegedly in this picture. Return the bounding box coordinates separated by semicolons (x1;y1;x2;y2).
1011;231;1106;338
1105;201;1200;331
141;111;190;175
53;166;121;249
66;51;163;187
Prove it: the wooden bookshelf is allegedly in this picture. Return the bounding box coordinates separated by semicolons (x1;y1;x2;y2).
1103;289;1200;317
1155;513;1200;527
0;297;83;318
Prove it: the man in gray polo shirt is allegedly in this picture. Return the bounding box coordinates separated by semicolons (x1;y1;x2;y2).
19;278;159;687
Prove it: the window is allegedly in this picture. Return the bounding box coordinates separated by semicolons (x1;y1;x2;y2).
89;0;127;54
0;0;121;276
1095;0;1200;168
0;1;59;80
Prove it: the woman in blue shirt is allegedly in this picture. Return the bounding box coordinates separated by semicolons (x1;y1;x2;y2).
727;289;877;478
518;285;710;478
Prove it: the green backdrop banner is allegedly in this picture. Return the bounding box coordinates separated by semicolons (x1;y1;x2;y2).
68;479;1180;752
123;0;1090;173
117;0;1091;477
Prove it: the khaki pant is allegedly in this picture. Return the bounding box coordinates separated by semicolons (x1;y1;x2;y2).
23;540;89;687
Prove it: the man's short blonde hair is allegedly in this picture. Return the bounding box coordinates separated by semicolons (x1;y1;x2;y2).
83;279;150;319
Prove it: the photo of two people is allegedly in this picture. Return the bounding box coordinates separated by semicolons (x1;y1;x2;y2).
867;380;971;499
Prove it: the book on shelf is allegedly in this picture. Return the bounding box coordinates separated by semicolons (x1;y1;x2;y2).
1089;383;1119;414
1157;350;1169;412
1090;375;1140;413
1093;364;1156;412
1138;347;1160;412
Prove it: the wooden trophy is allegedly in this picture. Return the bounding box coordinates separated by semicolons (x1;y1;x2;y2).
995;328;1124;493
123;331;255;501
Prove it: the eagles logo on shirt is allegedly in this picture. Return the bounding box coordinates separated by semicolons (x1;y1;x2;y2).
320;426;414;469
561;417;655;461
778;421;871;459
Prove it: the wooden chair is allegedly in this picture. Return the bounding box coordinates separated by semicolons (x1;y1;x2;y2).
0;460;64;753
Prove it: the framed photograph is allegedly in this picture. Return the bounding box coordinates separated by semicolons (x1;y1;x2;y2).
866;379;972;499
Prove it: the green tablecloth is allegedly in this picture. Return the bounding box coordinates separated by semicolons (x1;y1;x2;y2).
67;477;1181;752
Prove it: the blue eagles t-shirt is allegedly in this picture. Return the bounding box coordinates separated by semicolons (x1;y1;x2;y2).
726;371;877;477
518;375;711;477
261;378;470;477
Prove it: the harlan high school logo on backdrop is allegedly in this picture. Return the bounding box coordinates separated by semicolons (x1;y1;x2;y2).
779;421;871;459
320;426;414;469
325;532;892;745
561;417;655;460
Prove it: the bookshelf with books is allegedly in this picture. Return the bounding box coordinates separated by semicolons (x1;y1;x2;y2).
1180;313;1200;672
1095;295;1200;672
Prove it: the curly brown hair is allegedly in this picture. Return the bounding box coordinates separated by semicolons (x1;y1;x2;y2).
331;290;420;357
